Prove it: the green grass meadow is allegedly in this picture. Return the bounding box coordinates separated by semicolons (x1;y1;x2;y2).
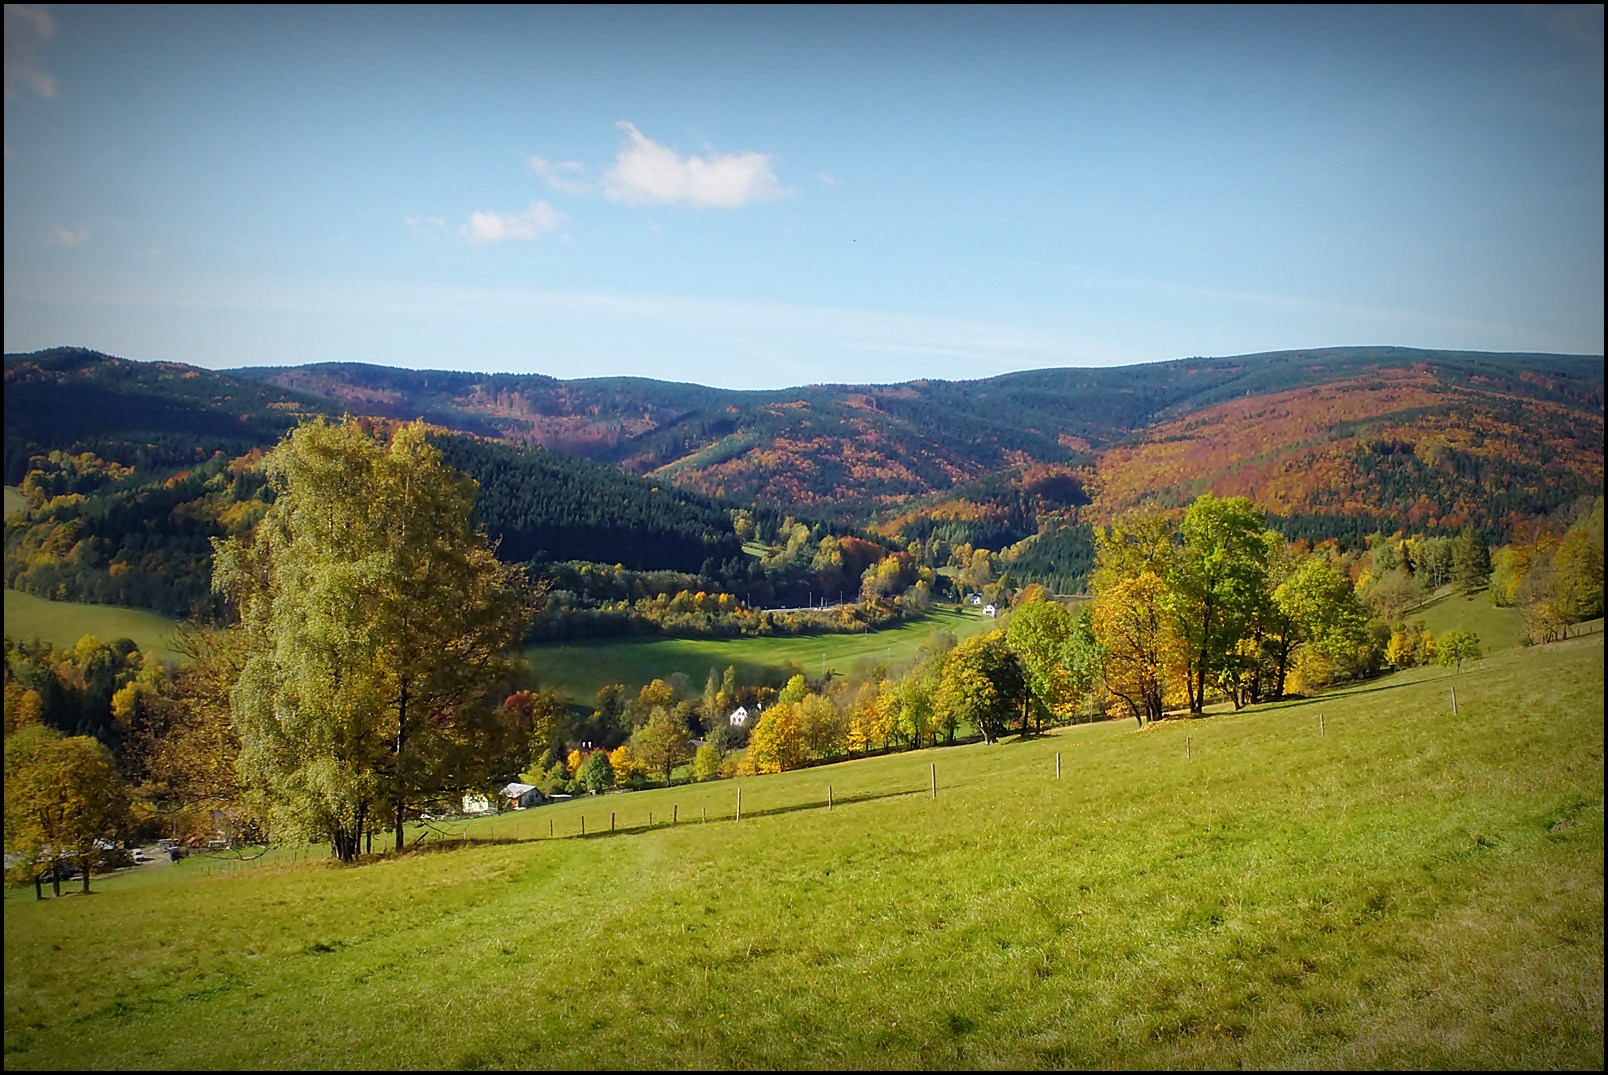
522;605;996;703
3;485;27;518
2;588;189;664
1409;585;1527;654
1;581;991;704
5;632;1602;1070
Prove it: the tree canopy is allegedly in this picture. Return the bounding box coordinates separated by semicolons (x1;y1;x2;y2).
212;418;533;862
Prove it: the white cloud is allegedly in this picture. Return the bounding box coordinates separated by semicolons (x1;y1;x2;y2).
460;201;565;246
4;4;57;101
602;121;787;208
817;171;840;187
47;224;89;246
528;156;593;196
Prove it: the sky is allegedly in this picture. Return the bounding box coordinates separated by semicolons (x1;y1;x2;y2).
3;4;1603;391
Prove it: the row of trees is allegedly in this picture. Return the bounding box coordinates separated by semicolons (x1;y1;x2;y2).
1086;495;1374;723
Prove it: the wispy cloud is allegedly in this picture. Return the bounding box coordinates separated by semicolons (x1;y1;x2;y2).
405;215;448;239
528;156;592;196
4;4;57;101
460;201;565;246
602;121;788;208
47;224;89;246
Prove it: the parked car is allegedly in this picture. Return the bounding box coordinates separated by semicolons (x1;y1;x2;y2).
37;864;79;883
131;848;148;864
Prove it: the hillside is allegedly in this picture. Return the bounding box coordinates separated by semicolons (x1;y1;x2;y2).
227;347;1604;542
5;345;1602;613
5;633;1601;1069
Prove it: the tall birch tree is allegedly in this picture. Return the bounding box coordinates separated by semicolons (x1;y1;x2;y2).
212;418;531;862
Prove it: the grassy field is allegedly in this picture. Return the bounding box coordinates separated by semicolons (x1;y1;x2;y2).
2;588;188;663
1;575;993;703
3;485;26;518
1408;584;1526;654
523;604;996;704
5;631;1601;1070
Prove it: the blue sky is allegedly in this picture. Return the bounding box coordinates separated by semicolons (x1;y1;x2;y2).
3;4;1602;390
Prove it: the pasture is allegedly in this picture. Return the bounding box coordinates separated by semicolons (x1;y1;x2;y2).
5;631;1601;1070
1;588;189;664
0;583;992;706
522;604;995;703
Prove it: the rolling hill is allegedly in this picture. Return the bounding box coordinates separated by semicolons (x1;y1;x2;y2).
225;346;1604;541
4;345;1602;617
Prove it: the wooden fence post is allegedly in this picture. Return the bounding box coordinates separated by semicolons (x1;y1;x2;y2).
1186;736;1192;760
828;784;833;811
736;787;742;821
673;805;678;826
1319;713;1325;737
931;763;937;799
611;812;615;832
549;818;553;838
1055;753;1061;779
581;815;585;836
1451;687;1457;716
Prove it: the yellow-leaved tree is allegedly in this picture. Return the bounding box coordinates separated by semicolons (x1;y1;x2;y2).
212;418;533;862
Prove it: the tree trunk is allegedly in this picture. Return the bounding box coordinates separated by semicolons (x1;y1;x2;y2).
394;681;409;853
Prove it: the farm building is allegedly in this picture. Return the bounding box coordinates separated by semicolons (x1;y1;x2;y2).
501;782;544;809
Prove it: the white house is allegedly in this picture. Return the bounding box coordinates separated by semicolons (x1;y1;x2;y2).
982;603;998;618
500;782;544;810
966;593;983;605
728;706;749;727
461;791;492;815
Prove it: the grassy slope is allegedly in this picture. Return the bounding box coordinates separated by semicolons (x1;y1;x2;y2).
3;485;25;517
5;633;1601;1070
523;604;996;703
1408;585;1526;654
0;585;991;705
1;588;187;663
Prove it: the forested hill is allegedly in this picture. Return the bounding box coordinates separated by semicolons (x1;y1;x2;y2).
2;349;769;617
226;346;1604;537
2;347;336;485
6;345;1604;585
429;434;744;575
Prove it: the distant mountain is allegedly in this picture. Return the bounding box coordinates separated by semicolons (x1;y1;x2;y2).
3;347;335;485
7;345;1603;568
3;349;764;617
227;346;1604;542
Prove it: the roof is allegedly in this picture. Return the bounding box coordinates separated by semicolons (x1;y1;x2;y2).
501;782;538;797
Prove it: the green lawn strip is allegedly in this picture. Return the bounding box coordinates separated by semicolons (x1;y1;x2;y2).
4;634;1601;1069
3;485;26;517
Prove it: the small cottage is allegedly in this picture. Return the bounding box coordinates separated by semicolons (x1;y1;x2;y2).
500;782;544;810
728;706;749;727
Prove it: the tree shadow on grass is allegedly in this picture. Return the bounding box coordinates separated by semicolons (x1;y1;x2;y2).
1255;674;1435;715
564;787;929;840
390;787;931;850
